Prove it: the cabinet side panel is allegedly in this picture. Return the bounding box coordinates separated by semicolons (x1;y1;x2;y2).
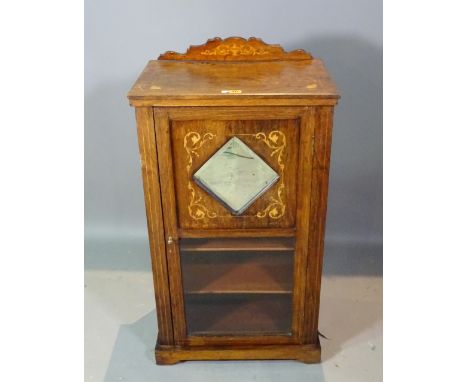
153;108;188;344
135;107;174;345
303;106;335;343
291;108;315;341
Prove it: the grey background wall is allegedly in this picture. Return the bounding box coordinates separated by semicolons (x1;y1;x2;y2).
85;0;382;274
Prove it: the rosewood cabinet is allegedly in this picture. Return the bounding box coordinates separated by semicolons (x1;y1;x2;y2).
127;37;339;364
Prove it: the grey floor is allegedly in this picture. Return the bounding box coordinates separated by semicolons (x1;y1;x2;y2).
85;236;382;382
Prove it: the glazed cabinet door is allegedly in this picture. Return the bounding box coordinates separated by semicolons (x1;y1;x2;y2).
154;106;317;346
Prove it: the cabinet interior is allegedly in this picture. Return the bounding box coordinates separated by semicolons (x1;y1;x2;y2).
180;236;295;336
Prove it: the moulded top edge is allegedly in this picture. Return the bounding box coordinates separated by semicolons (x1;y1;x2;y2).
128;59;340;101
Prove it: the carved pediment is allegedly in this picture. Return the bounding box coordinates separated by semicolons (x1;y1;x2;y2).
158;37;313;61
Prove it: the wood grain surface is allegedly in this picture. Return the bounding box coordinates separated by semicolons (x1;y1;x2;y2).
158;37;313;61
129;37;339;363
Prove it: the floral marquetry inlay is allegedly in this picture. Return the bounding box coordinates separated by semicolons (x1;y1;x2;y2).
246;131;286;219
158;37;313;61
184;130;287;220
183;132;218;220
200;42;270;57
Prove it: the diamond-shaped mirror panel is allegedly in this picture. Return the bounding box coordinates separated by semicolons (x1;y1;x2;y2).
193;137;279;215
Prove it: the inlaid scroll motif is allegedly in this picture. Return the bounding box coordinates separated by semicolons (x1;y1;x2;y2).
184;132;218;220
158;37;313;61
200;43;270;57
237;131;286;219
184;130;287;220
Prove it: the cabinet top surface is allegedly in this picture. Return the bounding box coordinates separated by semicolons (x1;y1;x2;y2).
127;37;339;104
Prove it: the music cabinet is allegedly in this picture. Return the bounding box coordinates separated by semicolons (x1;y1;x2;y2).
127;37;340;364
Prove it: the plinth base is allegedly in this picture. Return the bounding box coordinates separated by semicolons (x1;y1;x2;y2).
155;340;321;365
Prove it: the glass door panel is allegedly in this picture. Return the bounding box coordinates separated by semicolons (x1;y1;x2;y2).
180;237;295;336
184;294;292;335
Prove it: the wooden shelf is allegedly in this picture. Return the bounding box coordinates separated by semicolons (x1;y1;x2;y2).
185;293;292;336
178;228;296;239
181;251;293;294
180;236;295;334
185;290;292;295
180;237;295;252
